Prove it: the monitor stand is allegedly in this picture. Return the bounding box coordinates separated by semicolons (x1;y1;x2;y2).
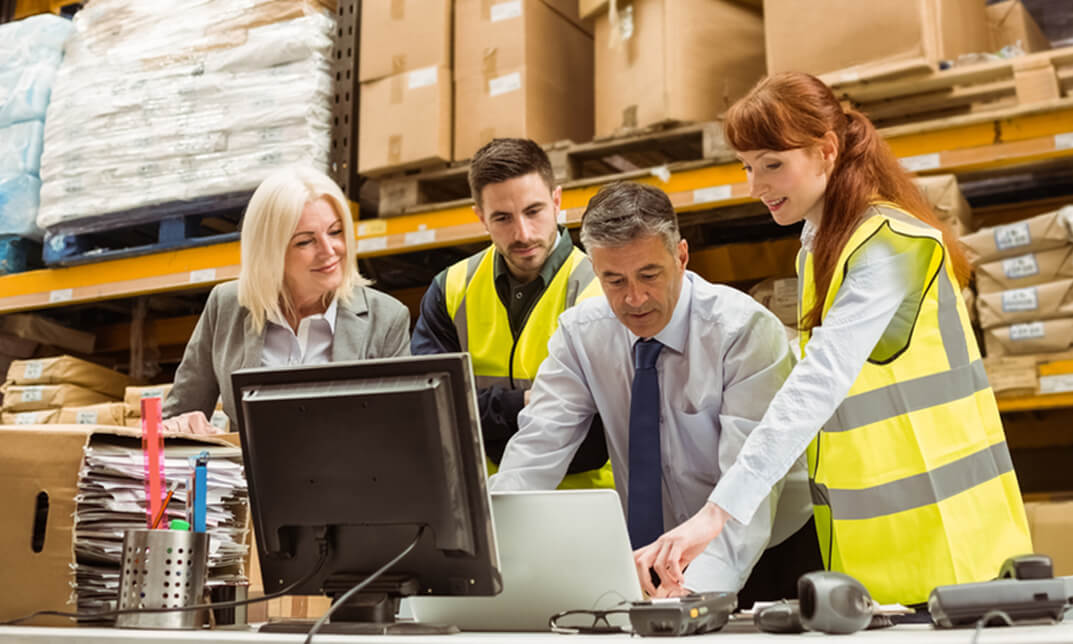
258;576;460;635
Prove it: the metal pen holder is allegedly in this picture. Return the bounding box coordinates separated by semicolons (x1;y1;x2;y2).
116;529;210;629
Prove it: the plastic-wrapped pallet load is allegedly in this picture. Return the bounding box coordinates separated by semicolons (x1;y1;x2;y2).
37;0;336;229
0;14;72;240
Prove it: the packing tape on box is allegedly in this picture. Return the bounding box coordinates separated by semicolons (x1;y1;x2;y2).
391;0;405;20
390;75;404;104
622;105;638;129
482;48;498;80
388;134;403;164
392;53;407;74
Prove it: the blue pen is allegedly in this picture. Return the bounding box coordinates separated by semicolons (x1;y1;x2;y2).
191;450;209;533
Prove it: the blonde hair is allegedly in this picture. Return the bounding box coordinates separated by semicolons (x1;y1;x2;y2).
238;165;368;334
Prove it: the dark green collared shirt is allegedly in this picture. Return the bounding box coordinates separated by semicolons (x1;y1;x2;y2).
493;226;574;337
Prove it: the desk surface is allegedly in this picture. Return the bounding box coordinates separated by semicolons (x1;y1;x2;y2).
2;620;1073;643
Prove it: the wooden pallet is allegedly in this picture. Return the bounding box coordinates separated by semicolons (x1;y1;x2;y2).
374;121;736;217
42;191;251;267
824;46;1073;129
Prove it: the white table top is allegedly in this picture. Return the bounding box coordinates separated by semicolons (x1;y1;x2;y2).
2;619;1073;643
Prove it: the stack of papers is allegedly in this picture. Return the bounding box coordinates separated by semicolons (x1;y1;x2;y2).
73;438;248;619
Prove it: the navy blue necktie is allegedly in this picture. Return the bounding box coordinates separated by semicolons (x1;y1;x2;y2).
628;338;664;550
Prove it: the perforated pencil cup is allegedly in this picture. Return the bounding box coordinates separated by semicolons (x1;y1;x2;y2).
116;529;210;629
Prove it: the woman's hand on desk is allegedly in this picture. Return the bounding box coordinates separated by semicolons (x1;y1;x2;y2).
161;411;220;435
633;502;730;597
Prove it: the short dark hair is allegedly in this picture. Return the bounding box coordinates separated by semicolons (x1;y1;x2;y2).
468;138;555;207
580;182;680;254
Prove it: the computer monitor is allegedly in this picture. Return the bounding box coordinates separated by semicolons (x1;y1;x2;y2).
231;353;502;633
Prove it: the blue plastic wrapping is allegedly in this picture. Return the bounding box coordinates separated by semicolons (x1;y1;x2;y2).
0;120;45;175
0;14;71;129
0;174;43;240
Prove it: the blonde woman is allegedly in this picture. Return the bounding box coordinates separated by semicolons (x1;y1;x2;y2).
162;166;410;434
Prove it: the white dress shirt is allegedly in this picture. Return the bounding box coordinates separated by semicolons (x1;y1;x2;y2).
262;297;339;367
490;271;813;593
712;218;930;526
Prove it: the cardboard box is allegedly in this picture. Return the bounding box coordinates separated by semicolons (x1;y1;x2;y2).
916;174;972;235
123;384;175;417
454;0;594;159
987;0;1051;52
977;278;1073;329
1023;500;1073;576
358;66;453;175
1;408;59;425
748;277;798;327
983;350;1073;396
359;0;452;82
595;0;765;136
975;245;1073;293
579;0;761;19
56;402;128;427
961;206;1071;265
0;313;94;355
764;0;990;77
6;355;130;398
0;425;242;626
984;317;1073;357
1;384;114;412
1013;57;1062;104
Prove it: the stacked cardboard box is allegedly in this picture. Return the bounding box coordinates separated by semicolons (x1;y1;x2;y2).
1023;496;1073;576
454;0;594;160
987;0;1051;53
358;0;453;176
764;0;990;78
961;207;1073;394
122;384;175;428
2;356;128;426
593;0;764;137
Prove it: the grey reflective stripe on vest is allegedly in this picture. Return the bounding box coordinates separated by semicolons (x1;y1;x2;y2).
809;441;1014;520
566;256;596;308
476;374;533;390
937;267;970;369
451;252;488;352
824;358;989;432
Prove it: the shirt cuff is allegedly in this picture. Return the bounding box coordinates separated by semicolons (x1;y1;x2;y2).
710;463;771;527
682;547;743;594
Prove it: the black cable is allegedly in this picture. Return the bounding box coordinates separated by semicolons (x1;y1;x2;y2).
303;526;425;644
3;538;331;627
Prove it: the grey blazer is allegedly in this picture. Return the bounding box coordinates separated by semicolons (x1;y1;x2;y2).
163;280;411;427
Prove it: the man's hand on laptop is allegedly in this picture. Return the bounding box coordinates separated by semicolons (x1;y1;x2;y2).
633;502;730;597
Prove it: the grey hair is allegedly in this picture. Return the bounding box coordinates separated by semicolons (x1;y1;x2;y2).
579;182;680;254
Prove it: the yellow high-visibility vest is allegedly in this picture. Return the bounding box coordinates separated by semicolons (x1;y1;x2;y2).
444;245;614;490
798;203;1032;605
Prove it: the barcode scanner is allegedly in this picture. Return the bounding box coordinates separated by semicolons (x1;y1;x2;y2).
798;571;874;634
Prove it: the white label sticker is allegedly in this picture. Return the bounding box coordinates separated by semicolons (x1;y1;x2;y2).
490;0;522;22
404;229;436;246
189;268;216;283
840;70;861;83
49;288;73;303
1040;373;1073;394
994;221;1031;251
1002;254;1039;280
24;361;43;379
21;387;43;402
408;66;438;90
693;185;733;204
357;220;387;236
1010;322;1045;341
210;410;229;430
489;72;522;98
76;410;98;424
900;153;941;172
15;412;38;425
141;389;164;399
1055;132;1073;151
357;236;388;253
557;209;567;224
1001;287;1039;312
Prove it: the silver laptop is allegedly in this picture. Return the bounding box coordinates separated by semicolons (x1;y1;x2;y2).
407;489;643;631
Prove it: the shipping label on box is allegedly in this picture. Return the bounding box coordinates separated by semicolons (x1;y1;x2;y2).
961;206;1072;265
984;317;1073;357
975;245;1073;293
976;278;1073;329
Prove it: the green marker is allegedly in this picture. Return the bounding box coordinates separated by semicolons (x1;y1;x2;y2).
169;519;191;531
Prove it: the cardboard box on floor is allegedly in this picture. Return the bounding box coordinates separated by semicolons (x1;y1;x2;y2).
454;0;594;160
358;66;453;175
594;0;765;137
764;0;990;78
0;425;244;626
987;0;1051;52
359;0;452;82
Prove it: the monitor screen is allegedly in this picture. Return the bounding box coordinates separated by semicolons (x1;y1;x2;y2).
232;353;501;610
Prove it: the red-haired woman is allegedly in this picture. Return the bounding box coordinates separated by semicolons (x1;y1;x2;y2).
636;72;1032;608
